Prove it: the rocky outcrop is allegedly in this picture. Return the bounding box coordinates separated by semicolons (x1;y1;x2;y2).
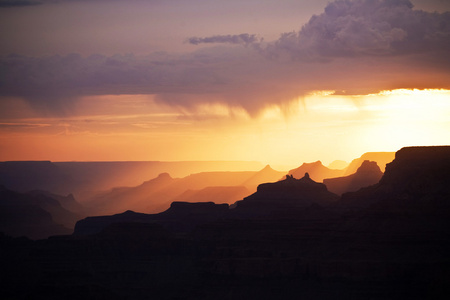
288;161;344;182
234;173;339;216
344;152;395;175
323;160;383;195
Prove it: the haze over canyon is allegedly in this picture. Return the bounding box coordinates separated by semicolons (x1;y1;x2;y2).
1;0;450;298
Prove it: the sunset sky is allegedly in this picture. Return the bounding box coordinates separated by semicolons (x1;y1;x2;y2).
1;0;449;169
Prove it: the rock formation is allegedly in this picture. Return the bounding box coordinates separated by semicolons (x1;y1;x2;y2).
74;201;229;236
344;151;395;175
323;160;383;195
288;161;344;182
234;172;339;216
0;186;75;239
2;146;450;299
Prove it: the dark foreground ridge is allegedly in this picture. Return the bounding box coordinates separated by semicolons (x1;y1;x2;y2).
2;146;450;299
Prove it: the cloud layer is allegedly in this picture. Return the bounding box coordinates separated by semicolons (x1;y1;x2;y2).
187;34;259;46
0;0;449;116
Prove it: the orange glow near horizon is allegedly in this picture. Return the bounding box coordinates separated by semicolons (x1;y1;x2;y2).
0;89;449;170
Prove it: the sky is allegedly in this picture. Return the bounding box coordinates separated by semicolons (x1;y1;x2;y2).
0;0;449;169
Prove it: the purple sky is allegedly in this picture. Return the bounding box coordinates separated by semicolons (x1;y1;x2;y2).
0;0;449;164
1;0;449;115
0;0;448;55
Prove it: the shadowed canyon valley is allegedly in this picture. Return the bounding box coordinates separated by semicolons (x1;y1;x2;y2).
1;147;449;299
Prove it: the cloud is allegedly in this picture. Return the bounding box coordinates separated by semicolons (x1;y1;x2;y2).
0;0;449;117
266;0;450;60
187;34;260;46
412;0;450;12
0;122;50;128
0;49;306;116
0;0;42;7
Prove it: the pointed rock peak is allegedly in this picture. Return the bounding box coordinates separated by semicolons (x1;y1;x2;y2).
285;174;295;180
261;164;274;171
121;210;137;216
304;172;310;179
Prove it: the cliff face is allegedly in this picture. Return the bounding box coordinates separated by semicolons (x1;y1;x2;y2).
324;160;383;195
380;146;450;191
339;146;450;213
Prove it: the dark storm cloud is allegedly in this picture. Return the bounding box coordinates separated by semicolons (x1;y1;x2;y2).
0;0;449;116
188;34;260;46
0;51;253;111
266;0;450;60
0;49;303;115
0;0;41;7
